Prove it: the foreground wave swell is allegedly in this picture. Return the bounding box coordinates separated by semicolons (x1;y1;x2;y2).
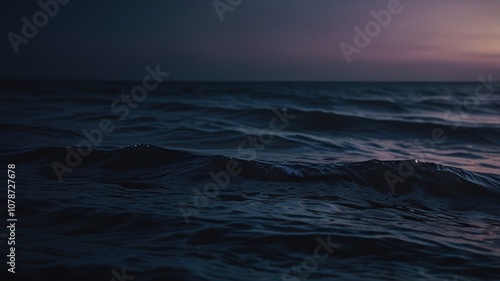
11;144;500;202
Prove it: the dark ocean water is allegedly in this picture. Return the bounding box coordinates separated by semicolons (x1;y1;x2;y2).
1;81;499;281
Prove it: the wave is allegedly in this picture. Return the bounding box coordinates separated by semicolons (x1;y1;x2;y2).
6;144;499;203
126;103;500;143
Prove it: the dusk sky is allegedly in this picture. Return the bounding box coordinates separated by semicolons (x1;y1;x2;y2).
2;0;499;81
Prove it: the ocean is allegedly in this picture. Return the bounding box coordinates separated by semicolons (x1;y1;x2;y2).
1;80;499;281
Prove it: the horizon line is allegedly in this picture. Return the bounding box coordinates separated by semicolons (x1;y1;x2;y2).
0;79;482;83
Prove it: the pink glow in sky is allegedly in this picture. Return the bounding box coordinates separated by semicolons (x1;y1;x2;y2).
3;0;499;80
